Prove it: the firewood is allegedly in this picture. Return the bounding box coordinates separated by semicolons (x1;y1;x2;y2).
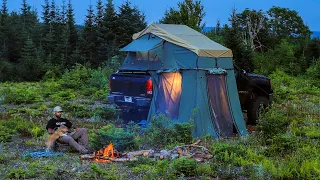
194;158;203;162
126;150;153;158
191;139;201;146
98;156;138;162
80;154;96;159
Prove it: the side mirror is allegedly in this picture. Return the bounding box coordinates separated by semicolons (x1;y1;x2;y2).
242;69;247;75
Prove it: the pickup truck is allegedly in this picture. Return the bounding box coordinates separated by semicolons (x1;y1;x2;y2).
108;69;273;125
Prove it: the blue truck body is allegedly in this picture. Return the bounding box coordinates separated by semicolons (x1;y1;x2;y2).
108;72;152;123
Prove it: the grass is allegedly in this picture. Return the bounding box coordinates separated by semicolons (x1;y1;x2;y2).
0;69;320;179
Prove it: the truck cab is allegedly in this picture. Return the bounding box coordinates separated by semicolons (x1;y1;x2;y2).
235;67;273;124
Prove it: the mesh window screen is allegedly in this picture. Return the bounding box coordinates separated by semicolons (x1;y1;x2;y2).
207;74;234;137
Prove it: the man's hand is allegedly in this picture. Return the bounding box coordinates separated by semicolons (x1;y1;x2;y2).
75;128;81;131
47;128;54;134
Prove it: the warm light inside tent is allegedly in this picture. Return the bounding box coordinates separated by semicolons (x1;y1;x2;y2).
157;72;182;118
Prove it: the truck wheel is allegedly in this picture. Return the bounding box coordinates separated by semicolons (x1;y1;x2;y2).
247;96;269;125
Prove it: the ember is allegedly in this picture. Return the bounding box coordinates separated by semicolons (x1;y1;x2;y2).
93;143;119;163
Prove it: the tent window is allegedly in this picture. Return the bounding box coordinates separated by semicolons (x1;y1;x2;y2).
136;52;160;61
156;72;182;119
207;74;234;137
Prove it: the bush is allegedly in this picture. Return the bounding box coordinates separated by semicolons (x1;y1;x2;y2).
40;80;62;97
90;124;137;151
0;83;43;104
49;89;76;103
60;64;92;89
141;114;194;148
170;157;198;177
306;60;320;86
256;107;291;141
94;107;116;120
0;118;44;139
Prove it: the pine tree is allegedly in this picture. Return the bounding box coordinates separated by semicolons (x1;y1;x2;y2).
95;0;104;28
224;8;253;70
42;0;55;62
0;0;9;57
96;0;119;66
80;3;96;64
18;37;44;81
66;0;78;67
118;0;147;48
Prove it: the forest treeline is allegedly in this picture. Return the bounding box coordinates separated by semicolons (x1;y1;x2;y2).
0;0;319;82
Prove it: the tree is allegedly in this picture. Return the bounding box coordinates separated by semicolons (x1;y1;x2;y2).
0;0;9;58
267;6;311;39
66;0;78;67
236;9;269;51
95;0;120;65
160;0;205;32
95;0;104;28
18;37;44;81
80;3;96;64
224;8;253;70
118;0;147;48
205;20;224;45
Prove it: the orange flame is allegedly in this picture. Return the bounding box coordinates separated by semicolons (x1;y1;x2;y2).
92;143;119;163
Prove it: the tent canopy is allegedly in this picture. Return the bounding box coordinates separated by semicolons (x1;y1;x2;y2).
120;36;163;52
131;24;232;58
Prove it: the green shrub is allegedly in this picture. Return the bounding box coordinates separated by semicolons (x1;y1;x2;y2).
0;83;43;104
50;89;76;103
0;118;44;139
94;107;116;120
256;106;291;141
90;124;137;151
42;66;62;81
40;80;62;97
306;60;320;82
141;114;194;148
8;107;41;117
88;68;109;89
170;157;198;177
80;164;118;180
6;168;37;179
60;64;92;89
264;134;298;157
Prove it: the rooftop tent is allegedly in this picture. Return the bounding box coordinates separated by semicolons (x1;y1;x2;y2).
120;24;248;138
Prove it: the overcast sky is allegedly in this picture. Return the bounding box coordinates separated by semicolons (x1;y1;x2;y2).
5;0;320;30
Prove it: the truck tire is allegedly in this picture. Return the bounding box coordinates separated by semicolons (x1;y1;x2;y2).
247;96;269;125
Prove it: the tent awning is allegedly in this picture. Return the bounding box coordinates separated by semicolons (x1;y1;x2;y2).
120;36;162;52
132;24;233;58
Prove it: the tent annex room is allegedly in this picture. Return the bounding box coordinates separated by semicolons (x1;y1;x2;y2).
120;24;248;138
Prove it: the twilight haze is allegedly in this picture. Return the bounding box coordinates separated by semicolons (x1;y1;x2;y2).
5;0;320;30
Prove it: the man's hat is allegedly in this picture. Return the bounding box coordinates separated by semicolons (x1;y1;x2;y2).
53;106;63;112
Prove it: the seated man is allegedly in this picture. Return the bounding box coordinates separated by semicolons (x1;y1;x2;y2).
46;106;89;154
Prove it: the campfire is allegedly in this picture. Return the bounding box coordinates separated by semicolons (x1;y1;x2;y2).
92;143;119;163
80;140;213;163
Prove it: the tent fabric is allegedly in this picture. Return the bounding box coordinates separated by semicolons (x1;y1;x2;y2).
226;70;248;136
120;34;163;52
156;72;182;119
178;70;220;138
120;24;248;138
120;34;235;71
207;75;234;137
132;24;232;58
